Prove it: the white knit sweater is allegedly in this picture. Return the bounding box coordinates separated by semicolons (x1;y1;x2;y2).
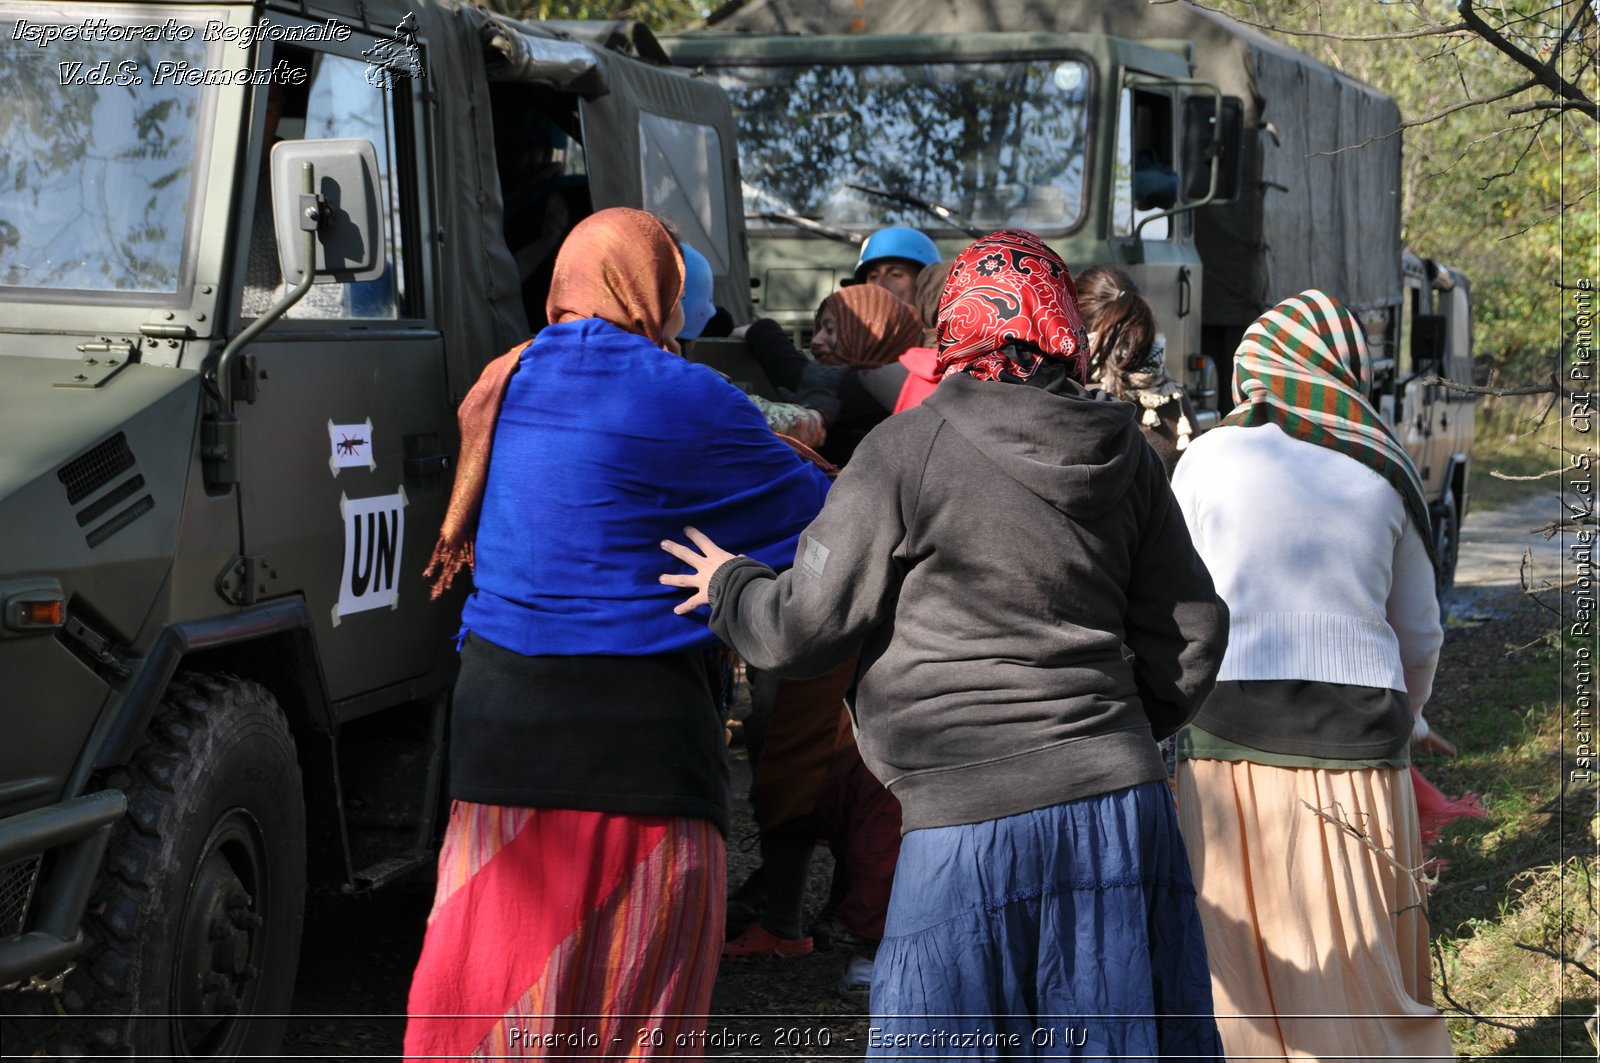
1171;424;1442;712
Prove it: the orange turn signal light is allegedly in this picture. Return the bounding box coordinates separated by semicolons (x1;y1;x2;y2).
18;599;64;627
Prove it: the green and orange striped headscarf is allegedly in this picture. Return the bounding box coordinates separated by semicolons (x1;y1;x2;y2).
1224;289;1431;550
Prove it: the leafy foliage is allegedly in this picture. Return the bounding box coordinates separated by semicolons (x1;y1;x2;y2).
1180;1;1597;383
480;0;704;28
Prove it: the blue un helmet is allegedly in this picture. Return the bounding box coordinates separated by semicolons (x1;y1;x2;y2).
677;242;716;340
852;226;941;283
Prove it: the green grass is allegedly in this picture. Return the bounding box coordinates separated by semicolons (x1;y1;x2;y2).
1422;619;1597;1057
1466;397;1570;512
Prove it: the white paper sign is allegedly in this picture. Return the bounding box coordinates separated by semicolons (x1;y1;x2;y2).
333;487;407;626
328;419;377;475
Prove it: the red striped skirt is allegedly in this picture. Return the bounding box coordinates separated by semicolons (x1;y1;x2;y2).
404;803;725;1060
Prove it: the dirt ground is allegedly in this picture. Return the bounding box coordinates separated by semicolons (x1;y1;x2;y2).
279;497;1570;1060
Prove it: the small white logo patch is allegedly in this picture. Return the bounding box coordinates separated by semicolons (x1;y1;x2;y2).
801;536;830;577
328;419;376;475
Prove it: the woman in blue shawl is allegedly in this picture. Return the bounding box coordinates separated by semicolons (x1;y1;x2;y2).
405;208;831;1060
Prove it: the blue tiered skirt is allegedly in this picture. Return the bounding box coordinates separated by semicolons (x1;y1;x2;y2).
869;781;1223;1061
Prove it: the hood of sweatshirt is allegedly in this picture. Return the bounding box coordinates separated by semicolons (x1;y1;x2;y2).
897;346;941;384
922;370;1144;520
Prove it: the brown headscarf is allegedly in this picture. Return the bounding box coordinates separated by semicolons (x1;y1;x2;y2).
816;284;922;370
425;208;685;596
546;208;686;343
910;259;953;347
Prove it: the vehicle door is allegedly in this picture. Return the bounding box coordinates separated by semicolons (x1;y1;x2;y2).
1393;276;1444;498
579;55;753;319
1436;279;1476;479
229;26;455;708
1111;71;1203;400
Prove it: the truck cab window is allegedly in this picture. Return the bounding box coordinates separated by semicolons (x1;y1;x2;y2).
639;111;731;273
1113;85;1176;241
713;58;1093;238
241;46;409;321
1;12;211;298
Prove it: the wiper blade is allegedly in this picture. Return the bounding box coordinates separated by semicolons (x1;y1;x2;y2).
844;183;986;238
747;212;863;245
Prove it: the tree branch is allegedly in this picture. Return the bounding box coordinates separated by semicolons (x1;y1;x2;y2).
1499;184;1599;239
1458;0;1598;120
1407;81;1543;128
1488;467;1565;482
1514;941;1600;984
1434;940;1572;1031
1545;0;1597;67
1422;373;1577;399
1308;80;1537;156
1151;0;1470;41
1299;799;1431;905
1478;108;1558;186
1424;122;1540;180
1507;99;1598;115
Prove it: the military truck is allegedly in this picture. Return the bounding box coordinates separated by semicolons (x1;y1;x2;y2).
662;0;1476;587
0;0;750;1055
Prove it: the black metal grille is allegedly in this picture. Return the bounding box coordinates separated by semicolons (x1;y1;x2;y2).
75;475;146;527
86;496;155;549
0;856;41;938
57;433;135;505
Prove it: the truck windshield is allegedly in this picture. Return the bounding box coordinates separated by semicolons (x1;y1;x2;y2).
708;58;1093;238
0;8;217;300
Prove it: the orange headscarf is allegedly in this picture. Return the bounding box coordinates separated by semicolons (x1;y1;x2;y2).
817;284;922;370
547;208;686;345
425;208;685;596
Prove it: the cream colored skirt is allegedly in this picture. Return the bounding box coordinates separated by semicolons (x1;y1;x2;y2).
1177;759;1455;1062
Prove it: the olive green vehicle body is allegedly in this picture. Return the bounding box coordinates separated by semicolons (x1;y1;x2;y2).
663;0;1475;569
0;0;750;998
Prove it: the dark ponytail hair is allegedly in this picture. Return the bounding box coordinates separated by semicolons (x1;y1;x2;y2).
1075;265;1158;399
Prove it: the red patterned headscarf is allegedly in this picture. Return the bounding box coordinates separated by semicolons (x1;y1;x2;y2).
816;284;923;370
935;229;1088;382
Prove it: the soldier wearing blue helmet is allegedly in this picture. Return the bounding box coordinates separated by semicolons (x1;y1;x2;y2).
848;226;940;303
676;242;717;340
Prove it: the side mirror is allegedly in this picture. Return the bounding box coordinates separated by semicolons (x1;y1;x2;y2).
1412;314;1446;374
270;138;387;284
1181;95;1243;204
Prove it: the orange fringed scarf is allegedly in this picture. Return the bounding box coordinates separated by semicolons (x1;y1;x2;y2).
817;284;923;370
424;208;685;596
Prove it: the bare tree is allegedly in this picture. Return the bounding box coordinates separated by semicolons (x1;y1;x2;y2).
1176;0;1595;123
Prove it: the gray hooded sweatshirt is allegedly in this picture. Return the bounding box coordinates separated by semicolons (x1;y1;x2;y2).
708;371;1228;831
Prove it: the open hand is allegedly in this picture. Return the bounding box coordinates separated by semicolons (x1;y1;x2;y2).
1414;729;1458;757
660;527;737;616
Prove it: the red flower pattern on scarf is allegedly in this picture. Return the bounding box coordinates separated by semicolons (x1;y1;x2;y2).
934;229;1088;382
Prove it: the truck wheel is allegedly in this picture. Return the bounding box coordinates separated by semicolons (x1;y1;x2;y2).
24;673;307;1059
